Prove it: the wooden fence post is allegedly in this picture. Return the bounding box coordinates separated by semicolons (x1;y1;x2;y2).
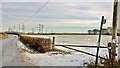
52;37;55;49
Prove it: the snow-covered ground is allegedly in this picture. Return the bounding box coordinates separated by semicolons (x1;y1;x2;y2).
16;36;118;66
1;35;118;67
22;35;50;39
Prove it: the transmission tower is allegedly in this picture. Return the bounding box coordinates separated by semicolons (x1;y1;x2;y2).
22;24;25;33
19;24;21;32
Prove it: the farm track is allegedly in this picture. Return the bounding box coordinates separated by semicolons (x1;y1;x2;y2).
1;35;32;66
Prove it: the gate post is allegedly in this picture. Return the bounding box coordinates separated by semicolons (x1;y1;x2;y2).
52;37;55;49
111;0;118;66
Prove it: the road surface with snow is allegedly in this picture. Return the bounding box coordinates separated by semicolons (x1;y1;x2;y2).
0;35;32;66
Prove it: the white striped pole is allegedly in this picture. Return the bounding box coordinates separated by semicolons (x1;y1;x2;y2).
118;1;120;61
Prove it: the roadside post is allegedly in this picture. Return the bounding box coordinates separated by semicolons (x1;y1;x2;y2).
52;37;55;49
111;0;118;66
95;16;106;68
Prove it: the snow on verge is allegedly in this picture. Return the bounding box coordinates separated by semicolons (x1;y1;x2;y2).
16;38;113;66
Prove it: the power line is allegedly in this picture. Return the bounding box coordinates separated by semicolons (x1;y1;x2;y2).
3;1;49;24
3;1;49;32
24;0;49;22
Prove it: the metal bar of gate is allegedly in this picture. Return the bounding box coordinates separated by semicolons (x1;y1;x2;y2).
60;45;107;60
56;45;109;48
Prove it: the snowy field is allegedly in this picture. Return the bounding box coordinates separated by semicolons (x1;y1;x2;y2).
16;35;119;66
1;35;118;67
22;35;118;45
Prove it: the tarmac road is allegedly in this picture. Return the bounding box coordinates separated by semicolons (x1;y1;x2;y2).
1;35;32;66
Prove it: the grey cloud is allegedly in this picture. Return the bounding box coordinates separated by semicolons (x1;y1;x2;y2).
2;2;113;24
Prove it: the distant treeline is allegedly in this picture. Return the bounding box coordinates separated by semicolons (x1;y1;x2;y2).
26;33;120;36
87;27;120;36
1;32;120;36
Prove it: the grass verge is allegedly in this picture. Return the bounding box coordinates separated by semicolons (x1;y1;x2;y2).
19;35;52;53
0;33;8;40
85;58;120;68
19;35;70;54
49;48;71;55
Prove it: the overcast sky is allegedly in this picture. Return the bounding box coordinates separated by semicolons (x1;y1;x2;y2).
1;0;120;33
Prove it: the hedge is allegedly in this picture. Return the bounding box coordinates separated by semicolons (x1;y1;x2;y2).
19;35;52;53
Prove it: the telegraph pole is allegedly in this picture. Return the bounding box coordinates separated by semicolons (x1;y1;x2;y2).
111;0;118;66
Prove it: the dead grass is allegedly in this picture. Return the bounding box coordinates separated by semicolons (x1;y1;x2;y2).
0;33;8;40
85;58;120;68
19;35;52;53
50;48;71;55
19;35;69;54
